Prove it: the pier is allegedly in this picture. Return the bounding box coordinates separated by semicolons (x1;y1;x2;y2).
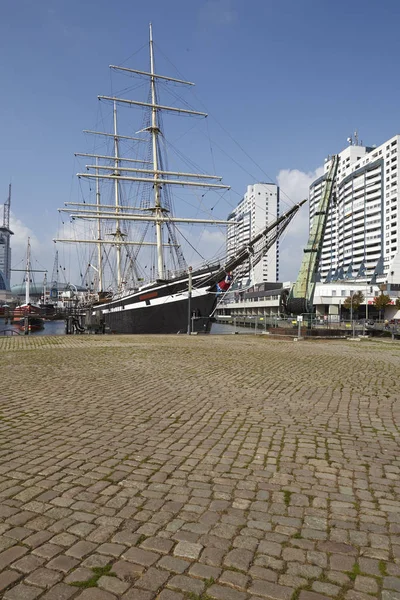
0;335;399;599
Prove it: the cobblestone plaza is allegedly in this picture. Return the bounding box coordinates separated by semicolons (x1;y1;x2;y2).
0;335;399;599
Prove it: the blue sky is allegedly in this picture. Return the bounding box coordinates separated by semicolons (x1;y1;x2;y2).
1;0;400;285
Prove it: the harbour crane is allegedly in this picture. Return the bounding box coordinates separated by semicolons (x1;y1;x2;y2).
286;155;339;315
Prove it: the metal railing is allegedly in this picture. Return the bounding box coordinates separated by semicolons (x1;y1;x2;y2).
213;315;400;338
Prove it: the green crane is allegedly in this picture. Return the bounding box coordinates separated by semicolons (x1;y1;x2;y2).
286;154;339;315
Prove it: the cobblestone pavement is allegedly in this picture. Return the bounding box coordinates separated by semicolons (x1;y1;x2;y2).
0;335;400;600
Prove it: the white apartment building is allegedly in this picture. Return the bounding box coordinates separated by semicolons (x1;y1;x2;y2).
227;183;279;285
309;134;400;284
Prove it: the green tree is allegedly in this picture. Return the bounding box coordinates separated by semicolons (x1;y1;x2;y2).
343;291;364;313
373;293;392;320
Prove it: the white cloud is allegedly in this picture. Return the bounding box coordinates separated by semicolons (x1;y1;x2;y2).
198;0;237;26
277;166;324;282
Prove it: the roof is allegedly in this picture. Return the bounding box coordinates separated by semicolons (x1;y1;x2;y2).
10;282;87;295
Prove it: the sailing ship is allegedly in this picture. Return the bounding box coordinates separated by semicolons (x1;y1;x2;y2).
56;25;304;334
12;238;45;332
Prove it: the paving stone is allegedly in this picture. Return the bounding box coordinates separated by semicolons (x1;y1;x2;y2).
248;581;293;599
167;574;205;595
46;554;79;572
64;566;94;583
140;536;174;554
249;566;278;582
0;545;28;570
207;583;247;600
299;592;331;600
157;591;184;600
66;540;98;558
73;589;117;599
24;531;53;548
98;574;131;594
0;569;22;593
135;566;169;591
355;575;379;593
384;578;400;592
189;562;221;580
40;583;77;599
223;548;253;571
158;555;190;573
11;554;45;573
32;543;63;559
25;567;63;588
312;581;341;596
97;542;126;557
3;583;43;599
82;554;113;568
123;547;159;566
219;570;249;589
258;540;282;557
173;541;203;560
382;593;400;600
121;589;155;600
329;553;355;571
112;559;145;581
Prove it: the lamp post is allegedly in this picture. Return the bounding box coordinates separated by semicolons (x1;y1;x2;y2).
187;266;192;335
350;290;355;338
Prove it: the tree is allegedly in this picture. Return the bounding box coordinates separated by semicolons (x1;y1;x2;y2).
395;297;400;309
343;291;364;313
373;293;392;320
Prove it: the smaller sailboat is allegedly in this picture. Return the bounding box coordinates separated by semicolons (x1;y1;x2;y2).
12;238;45;332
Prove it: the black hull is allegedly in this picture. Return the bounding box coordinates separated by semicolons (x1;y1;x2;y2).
94;291;217;334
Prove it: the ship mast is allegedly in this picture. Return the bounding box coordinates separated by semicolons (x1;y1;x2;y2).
55;24;233;289
95;158;103;291
25;238;31;305
113;101;122;288
149;23;164;279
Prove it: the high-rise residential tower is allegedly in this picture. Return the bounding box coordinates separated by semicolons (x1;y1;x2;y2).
227;183;279;285
309;134;400;284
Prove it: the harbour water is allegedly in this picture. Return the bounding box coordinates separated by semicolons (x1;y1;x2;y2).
0;318;66;336
0;318;242;336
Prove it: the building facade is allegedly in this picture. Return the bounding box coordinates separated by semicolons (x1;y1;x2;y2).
309;134;400;284
0;225;12;293
227;183;279;286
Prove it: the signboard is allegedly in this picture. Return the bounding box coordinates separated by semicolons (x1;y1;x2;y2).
297;316;303;322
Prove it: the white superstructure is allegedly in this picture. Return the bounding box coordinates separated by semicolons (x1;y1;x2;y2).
227;183;279;285
309;134;400;284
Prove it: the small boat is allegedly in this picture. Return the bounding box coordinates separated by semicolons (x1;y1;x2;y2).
12;239;44;332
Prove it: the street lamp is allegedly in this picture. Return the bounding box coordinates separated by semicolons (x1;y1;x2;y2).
350;290;355;338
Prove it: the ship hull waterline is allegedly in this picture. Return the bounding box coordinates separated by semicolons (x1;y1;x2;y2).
91;287;217;334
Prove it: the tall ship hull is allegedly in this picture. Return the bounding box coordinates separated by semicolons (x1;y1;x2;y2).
96;284;215;334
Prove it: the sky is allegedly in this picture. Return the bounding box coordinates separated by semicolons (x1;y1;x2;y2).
1;0;400;287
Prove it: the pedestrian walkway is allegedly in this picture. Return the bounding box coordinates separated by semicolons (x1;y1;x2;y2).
0;335;399;599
